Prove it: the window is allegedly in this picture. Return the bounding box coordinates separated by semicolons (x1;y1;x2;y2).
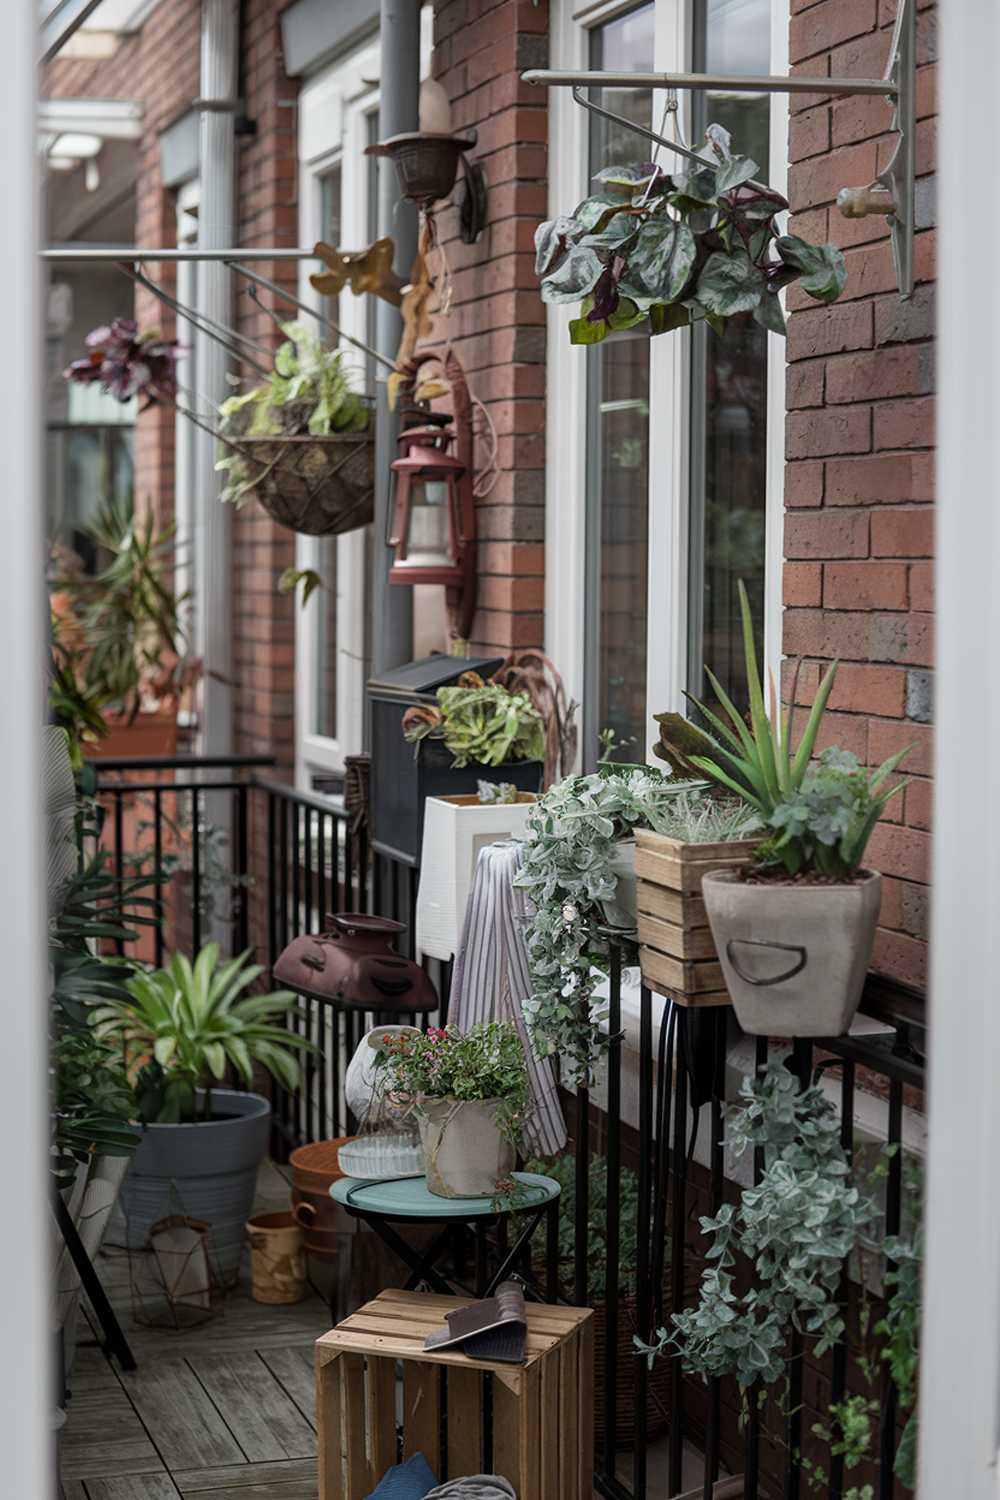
547;0;786;771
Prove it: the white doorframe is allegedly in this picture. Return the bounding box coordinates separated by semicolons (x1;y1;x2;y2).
919;0;1000;1492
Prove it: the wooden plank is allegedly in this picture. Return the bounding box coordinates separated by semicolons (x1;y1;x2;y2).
635;829;758;861
558;1329;580;1500
493;1364;537;1500
577;1317;594;1500
173;1458;317;1492
637;910;717;961
371;1288;587;1335
402;1362;441;1472
632;946;724;993
173;1480;317;1500
635;880;707;930
539;1347;560;1498
366;1355;397;1487
82;1477;182;1500
634;846;749;894
318;1327;561;1373
259;1347;318;1431
315;1349;343;1500
125;1359;245;1472
60;1384;165;1482
334;1308;562;1355
341;1352;370;1498
444;1366;482;1480
639;947;732;1009
187;1353;315;1464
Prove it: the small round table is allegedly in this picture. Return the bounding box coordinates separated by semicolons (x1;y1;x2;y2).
330;1170;561;1300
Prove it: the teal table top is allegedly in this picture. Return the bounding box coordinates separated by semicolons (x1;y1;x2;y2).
330;1170;560;1219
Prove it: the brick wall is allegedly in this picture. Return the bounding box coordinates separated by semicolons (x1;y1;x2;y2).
431;0;548;654
784;0;936;989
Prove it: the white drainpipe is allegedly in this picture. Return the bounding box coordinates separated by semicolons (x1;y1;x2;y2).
193;0;238;757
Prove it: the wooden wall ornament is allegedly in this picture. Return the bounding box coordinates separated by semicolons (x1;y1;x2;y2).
309;237;406;307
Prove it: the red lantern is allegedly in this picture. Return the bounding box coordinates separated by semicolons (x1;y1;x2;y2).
387;415;476;640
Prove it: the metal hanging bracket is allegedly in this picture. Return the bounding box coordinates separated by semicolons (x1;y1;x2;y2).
523;0;915;298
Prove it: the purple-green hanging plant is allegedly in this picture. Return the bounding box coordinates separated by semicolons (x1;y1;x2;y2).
535;125;847;343
64;318;181;406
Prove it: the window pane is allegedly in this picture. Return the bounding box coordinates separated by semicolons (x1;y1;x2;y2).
688;0;771;709
586;3;654;765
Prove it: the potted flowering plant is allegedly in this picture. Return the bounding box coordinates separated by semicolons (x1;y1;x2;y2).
377;1022;529;1199
689;581;911;1037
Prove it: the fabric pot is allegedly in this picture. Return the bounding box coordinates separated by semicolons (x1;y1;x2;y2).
246;1211;306;1305
600;838;637;931
233;431;375;537
702;869;882;1038
417;1097;515;1198
118;1089;271;1284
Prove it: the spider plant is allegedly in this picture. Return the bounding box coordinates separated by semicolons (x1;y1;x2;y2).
92;943;315;1124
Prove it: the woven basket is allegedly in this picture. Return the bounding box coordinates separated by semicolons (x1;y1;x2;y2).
233;431;375;537
592;1292;675;1451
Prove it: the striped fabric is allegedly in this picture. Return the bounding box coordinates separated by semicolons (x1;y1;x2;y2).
450;840;567;1157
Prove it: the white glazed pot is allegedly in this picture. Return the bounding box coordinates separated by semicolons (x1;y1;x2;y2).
701;868;882;1038
417;1097;516;1198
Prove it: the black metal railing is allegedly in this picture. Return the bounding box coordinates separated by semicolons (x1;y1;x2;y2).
89;751;925;1500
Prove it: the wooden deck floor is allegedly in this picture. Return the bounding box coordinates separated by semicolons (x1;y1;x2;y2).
61;1161;328;1500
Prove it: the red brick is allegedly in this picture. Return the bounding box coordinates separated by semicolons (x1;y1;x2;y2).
909;561;934;612
787;302;873;361
784;562;823;607
870;611;934;666
787;361;825;410
787;407;871;459
784;608;874;661
789;105;831;162
872;928;927;988
905;777;933;830
785;460;825;507
870;718;933;777
871;508;934;558
827;663;907;717
825;453;934;506
824;561;908;610
873;397;936;450
789;0;877;64
785;511;869;560
830;91;894;148
825;347;934;404
788;141;879;211
866;822;931;883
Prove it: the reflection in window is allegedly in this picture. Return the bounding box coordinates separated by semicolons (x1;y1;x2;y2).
585;3;654;766
46;425;134;575
688;0;771;709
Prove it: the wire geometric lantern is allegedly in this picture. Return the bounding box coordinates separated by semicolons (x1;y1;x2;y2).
127;1204;224;1331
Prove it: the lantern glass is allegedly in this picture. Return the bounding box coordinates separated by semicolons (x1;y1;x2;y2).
399;476;451;567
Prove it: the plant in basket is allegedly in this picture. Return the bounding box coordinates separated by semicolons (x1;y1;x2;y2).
377;1022;529;1200
686;580;912;1037
216;320;373;537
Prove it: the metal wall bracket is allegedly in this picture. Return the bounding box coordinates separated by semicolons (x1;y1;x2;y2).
523;0;916;299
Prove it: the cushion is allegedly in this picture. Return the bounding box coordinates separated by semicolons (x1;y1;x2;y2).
365;1452;439;1500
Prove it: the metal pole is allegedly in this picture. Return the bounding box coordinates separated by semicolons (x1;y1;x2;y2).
41;246;317;262
372;0;418;674
194;0;238;760
522;67;898;98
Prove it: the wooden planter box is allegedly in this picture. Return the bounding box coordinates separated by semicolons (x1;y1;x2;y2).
634;829;758;1006
316;1288;593;1499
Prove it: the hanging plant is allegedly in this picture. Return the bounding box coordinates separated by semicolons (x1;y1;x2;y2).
64;317;181;406
535;123;847;343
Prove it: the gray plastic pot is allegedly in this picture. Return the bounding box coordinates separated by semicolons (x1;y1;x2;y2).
117;1089;271;1284
702;869;881;1038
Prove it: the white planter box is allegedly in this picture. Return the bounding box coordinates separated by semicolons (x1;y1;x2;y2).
415;793;537;961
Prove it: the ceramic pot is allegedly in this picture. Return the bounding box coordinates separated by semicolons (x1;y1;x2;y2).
417;1097;515;1198
599;839;638;931
702;869;882;1038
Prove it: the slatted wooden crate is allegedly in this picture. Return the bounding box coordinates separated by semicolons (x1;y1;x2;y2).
635;828;758;1007
316;1287;593;1500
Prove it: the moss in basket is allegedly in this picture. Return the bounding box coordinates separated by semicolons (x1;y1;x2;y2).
216;321;370;508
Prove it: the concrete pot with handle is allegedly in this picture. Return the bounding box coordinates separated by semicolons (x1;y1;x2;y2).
702;869;882;1038
417;1097;516;1198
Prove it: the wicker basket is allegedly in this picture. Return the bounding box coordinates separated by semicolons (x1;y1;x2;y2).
232;431;375;537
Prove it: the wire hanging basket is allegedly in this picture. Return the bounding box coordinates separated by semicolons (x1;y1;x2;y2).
226;421;375;538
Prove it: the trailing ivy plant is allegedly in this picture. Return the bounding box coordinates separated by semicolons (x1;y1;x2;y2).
514;770;755;1082
536;123;847;344
640;1060;879;1386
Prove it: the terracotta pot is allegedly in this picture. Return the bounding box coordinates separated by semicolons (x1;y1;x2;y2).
91;708;178;760
702;868;882;1037
418;1097;515;1198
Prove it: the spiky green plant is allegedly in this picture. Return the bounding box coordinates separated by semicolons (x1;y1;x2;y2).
687;580;911;876
92;943;315;1123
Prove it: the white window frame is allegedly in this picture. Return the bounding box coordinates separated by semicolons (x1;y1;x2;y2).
545;0;788;765
295;41;382;786
174;178;199;684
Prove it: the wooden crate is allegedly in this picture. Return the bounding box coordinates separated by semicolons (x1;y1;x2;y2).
316;1288;593;1500
635;829;758;1007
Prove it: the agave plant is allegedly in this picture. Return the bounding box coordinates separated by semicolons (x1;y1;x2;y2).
92;943;315;1124
687;580;911;876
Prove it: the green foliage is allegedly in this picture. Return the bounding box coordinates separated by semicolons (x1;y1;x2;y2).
52;1023;138;1174
525;1152;641;1299
377;1022;529;1151
53;500;192;722
687;580;910;876
640;1061;879;1387
217;321;369;507
515;770;751;1081
536;123;846;344
278;566;325;608
403;683;545;768
876;1231;922;1487
92;943;315;1124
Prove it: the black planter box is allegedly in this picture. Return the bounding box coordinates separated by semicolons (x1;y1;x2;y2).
367;653;544;866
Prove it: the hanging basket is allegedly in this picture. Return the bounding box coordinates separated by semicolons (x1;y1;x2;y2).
231;430;376;537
